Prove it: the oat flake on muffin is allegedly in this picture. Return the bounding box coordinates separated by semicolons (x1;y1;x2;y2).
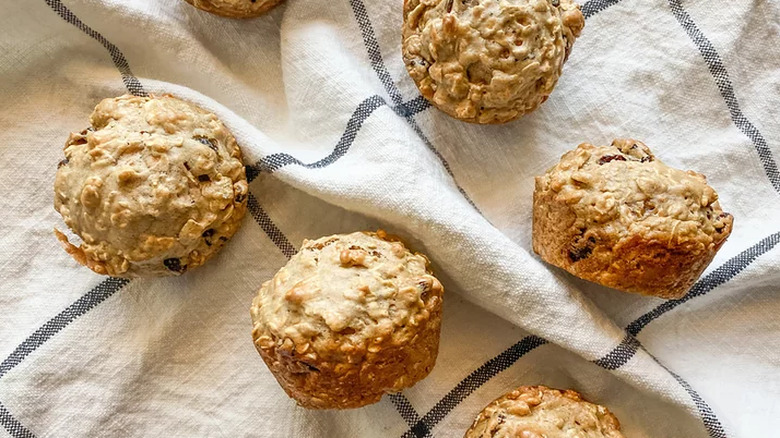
465;385;625;437
54;94;248;277
250;230;444;409
183;0;284;19
533;139;733;299
402;0;584;124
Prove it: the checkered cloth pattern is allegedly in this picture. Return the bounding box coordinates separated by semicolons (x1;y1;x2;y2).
1;0;779;436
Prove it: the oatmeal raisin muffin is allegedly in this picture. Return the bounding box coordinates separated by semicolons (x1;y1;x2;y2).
250;230;444;409
183;0;283;18
54;94;248;277
533;139;733;299
402;0;584;124
465;386;624;437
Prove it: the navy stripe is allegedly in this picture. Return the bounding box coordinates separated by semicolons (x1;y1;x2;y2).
671;372;726;438
0;277;129;379
0;277;129;436
670;371;727;438
592;334;640;370
668;0;780;193
350;0;479;215
0;402;36;438
44;0;146;96
644;348;727;438
402;336;547;438
405;117;482;213
246;193;298;259
388;394;425;433
349;0;404;107
581;0;624;19
402;96;431;118
248;95;385;175
0;1;145;431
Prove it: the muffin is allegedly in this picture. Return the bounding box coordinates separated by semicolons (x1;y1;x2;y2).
182;0;283;18
402;0;584;124
465;386;624;437
250;230;444;409
54;94;248;277
533;139;733;299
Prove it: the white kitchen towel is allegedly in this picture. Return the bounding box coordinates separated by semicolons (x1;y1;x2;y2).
1;0;779;436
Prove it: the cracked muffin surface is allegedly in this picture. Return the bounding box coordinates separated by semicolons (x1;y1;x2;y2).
54;94;248;277
533;139;733;299
465;386;624;438
402;0;584;124
183;0;283;18
250;230;444;409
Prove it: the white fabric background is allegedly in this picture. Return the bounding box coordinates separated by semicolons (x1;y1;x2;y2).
0;0;779;437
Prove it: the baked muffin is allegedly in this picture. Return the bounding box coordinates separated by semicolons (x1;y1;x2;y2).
54;94;248;277
533;139;733;299
402;0;584;124
183;0;283;18
465;386;624;437
250;230;444;409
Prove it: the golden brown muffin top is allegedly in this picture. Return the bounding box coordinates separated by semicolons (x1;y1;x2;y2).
54;94;247;277
465;386;624;438
183;0;283;18
251;230;443;364
536;139;732;259
402;0;584;124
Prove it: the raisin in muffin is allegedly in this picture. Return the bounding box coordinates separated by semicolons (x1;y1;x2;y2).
250;230;444;409
402;0;584;124
533;139;733;299
465;386;624;437
54;94;248;277
183;0;283;18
